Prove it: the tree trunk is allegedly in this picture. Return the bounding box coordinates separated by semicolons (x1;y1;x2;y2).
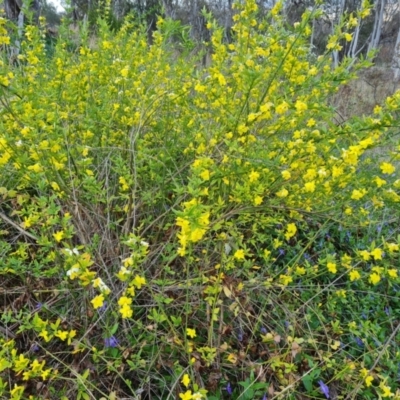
392;27;400;79
367;0;385;53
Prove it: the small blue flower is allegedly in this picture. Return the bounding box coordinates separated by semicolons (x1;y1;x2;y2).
278;249;285;256
35;302;43;310
354;337;364;347
237;329;244;342
384;306;390;316
104;335;119;348
31;343;40;352
261;394;268;400
98;301;108;313
318;380;330;399
225;382;233;395
260;326;267;335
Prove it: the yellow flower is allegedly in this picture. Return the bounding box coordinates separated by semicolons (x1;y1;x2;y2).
234;249;245;260
306;118;316;127
281;170;291;180
28;163;43;173
379;382;394;398
119;176;129;191
55;330;68;341
279;274;293;286
14;353;30;372
181;374;190;388
10;384;25;399
370;248;383;260
365;375;374;387
375;176;386;187
22;370;31;381
285;223;297;240
23;217;33;228
200;169;210;181
91;294;105;309
30;359;45;373
53;231;64;242
349;270;361;281
327;262;337;274
39;329;51;342
41;368;51;380
344;32;352;41
67;330;77;345
132;275;146;289
386;243;399;253
351;189;366;200
121;66;129;77
304;181;315;193
190;228;206;242
119;304;133;319
388;269;398;279
276;188;289;197
249;170;260;182
179;390;193;400
369;273;381;285
295;100;307;112
118;296;132;307
295;266;306;275
92;278;110;294
186;328;196;338
254;195;263;206
380;162;395;175
275;101;289;114
359;250;370;261
345;207;352;215
51;181;60;191
116;265;131;282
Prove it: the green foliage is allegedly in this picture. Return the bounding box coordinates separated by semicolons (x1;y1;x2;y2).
0;2;400;399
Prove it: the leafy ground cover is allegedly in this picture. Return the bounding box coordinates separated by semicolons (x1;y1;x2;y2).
0;1;400;399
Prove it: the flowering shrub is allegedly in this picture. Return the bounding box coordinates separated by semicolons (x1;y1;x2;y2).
0;1;400;399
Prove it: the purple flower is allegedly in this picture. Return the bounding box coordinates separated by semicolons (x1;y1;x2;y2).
98;301;108;313
354;337;364;347
384;307;390;316
30;343;40;352
318;380;330;399
104;336;119;348
260;326;267;334
35;302;43;310
237;329;244;342
225;382;233;396
278;249;285;256
261;394;267;400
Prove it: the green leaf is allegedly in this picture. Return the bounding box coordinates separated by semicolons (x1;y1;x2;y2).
302;375;313;393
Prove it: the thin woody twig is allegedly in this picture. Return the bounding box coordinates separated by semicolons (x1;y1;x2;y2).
0;211;38;241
